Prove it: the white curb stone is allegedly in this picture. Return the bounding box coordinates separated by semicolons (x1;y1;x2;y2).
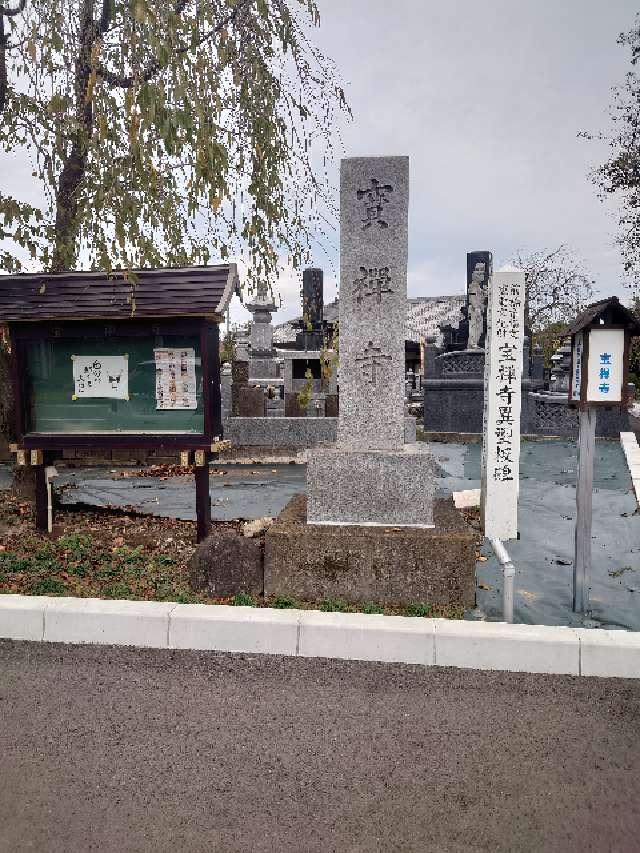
620;431;640;508
576;628;640;678
2;595;640;679
298;611;435;665
0;594;47;641
434;620;580;675
169;603;299;655
44;597;174;648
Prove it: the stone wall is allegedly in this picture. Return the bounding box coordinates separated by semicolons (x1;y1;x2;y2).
224;416;417;450
424;380;630;438
524;392;629;438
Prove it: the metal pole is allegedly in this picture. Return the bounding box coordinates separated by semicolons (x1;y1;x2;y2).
573;406;597;614
490;538;515;623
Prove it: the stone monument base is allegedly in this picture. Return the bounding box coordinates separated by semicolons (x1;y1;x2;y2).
264;495;476;607
306;444;435;527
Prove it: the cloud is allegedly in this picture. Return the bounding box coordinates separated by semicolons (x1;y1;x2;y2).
2;0;637;316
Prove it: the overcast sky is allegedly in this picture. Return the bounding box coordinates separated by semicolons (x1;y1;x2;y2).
230;0;639;326
1;1;636;327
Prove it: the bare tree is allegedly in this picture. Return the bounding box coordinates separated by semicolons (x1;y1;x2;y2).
509;245;595;335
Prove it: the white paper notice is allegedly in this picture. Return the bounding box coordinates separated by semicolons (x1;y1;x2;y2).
154;348;197;410
72;355;129;400
585;328;625;403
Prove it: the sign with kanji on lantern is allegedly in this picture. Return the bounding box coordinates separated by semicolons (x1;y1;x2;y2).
568;298;638;410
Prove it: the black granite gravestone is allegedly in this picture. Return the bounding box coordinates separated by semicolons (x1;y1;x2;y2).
296;268;325;350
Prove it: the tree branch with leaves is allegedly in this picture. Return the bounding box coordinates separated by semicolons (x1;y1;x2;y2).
0;0;350;289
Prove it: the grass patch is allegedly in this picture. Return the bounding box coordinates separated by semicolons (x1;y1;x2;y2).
57;533;93;561
232;593;256;606
172;590;204;604
0;552;33;574
360;601;385;615
30;577;68;596
319;598;348;612
102;582;134;600
405;601;432;618
112;545;145;565
271;595;298;609
66;562;91;577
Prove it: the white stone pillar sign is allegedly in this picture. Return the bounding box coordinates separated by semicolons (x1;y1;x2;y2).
480;268;526;540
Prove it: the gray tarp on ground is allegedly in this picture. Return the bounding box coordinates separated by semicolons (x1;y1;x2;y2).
426;440;640;630
1;439;638;629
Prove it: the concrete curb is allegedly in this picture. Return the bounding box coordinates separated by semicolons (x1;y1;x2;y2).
620;431;640;506
1;594;639;678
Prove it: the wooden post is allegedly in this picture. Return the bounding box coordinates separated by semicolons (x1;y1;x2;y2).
194;450;211;543
34;464;48;532
573;406;597;614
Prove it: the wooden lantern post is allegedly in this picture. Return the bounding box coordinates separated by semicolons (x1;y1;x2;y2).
567;297;640;615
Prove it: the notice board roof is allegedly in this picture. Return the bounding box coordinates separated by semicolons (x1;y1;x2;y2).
567;296;640;336
0;264;240;322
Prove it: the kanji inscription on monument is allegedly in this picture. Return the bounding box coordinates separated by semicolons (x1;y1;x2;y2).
480;268;526;540
356;178;394;229
353;266;395;305
337;157;408;451
355;341;392;385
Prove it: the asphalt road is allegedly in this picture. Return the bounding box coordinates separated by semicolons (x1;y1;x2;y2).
1;641;639;853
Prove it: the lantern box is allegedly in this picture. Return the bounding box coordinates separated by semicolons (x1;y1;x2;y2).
567;297;640;410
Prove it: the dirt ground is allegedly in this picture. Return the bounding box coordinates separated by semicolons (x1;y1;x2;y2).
0;491;473;616
0;491;213;603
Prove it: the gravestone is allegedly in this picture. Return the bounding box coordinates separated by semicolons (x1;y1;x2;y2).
325;394;339;418
231;360;248;416
238;386;265;417
296;268;325;351
306;156;435;526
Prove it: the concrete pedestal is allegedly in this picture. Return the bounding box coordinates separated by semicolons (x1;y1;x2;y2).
306;444;436;527
265;495;475;607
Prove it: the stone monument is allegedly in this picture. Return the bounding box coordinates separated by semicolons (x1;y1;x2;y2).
245;282;279;380
306;156;435;526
